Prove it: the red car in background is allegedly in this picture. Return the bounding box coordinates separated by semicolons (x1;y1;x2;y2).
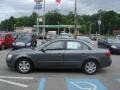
0;33;15;50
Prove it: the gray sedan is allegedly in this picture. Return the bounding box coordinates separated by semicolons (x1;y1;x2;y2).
6;39;112;75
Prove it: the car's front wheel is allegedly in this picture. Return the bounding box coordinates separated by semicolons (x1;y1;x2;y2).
16;58;33;74
82;60;98;75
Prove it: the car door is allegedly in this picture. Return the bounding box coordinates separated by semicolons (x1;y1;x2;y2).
4;34;9;47
63;41;91;68
36;41;65;68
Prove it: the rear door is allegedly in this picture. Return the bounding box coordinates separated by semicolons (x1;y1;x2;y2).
63;41;91;68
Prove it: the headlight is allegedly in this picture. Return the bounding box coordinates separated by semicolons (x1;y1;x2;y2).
111;45;117;49
7;54;12;59
26;43;31;46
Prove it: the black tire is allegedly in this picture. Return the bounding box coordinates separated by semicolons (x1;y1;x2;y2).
16;58;33;74
82;60;98;75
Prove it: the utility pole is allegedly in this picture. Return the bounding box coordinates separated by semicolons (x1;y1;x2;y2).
43;0;46;40
58;21;60;34
74;0;77;37
98;10;102;36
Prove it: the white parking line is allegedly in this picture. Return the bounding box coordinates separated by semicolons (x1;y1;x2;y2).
0;76;34;80
0;79;28;88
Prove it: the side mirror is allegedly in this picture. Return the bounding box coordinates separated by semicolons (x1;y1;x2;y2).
41;48;46;52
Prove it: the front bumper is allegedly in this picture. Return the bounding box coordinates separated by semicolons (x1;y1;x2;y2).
100;58;112;68
110;48;120;54
6;56;15;69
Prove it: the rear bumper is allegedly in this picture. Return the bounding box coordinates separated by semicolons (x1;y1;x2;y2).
100;58;112;68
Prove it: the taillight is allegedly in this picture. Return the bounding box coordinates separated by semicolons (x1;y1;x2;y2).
105;51;111;57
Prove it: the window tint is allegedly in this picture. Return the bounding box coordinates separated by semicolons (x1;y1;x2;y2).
67;41;90;50
45;41;64;50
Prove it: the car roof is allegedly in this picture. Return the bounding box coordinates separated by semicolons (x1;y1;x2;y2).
51;38;89;43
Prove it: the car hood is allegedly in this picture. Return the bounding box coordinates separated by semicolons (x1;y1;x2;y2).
15;39;30;43
10;48;35;55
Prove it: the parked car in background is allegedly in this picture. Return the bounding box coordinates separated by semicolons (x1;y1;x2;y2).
6;39;112;74
116;35;120;40
56;33;74;39
11;32;19;40
0;33;15;50
98;38;120;54
77;36;94;44
12;33;37;50
88;34;98;40
46;31;56;40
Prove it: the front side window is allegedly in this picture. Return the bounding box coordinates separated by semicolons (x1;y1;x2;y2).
45;41;64;50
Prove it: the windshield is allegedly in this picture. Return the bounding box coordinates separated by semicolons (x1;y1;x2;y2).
17;34;31;41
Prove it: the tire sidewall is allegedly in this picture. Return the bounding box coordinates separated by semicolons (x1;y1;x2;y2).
16;59;33;74
83;60;98;75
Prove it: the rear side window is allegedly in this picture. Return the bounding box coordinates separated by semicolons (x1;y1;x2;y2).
67;42;82;50
67;41;90;50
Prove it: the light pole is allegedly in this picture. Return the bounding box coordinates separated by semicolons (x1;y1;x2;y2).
98;10;102;36
89;23;92;35
43;0;46;40
14;24;16;32
58;21;60;34
98;19;101;35
74;0;77;37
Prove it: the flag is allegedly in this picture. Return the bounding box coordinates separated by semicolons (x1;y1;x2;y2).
56;0;61;10
56;0;61;6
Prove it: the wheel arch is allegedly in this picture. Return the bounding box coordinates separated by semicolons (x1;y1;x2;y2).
15;56;35;69
82;58;100;68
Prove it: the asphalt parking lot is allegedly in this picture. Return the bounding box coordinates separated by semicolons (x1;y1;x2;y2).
0;41;120;90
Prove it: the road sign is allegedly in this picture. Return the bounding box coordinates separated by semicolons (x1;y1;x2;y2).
66;78;107;90
34;0;43;3
34;4;42;10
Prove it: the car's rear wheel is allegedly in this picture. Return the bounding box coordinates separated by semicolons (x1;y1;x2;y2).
16;58;33;74
82;60;98;75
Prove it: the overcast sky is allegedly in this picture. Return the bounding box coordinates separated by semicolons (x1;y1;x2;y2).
0;0;120;22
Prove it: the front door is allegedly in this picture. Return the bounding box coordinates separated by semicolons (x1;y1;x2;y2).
37;41;65;68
